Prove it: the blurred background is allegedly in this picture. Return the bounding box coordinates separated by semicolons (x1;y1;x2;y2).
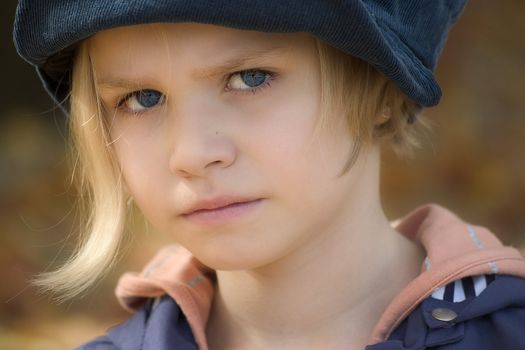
1;0;524;348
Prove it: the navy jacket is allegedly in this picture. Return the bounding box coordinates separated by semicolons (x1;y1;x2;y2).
78;274;525;350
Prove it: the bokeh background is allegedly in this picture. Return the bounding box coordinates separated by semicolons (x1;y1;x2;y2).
1;1;524;349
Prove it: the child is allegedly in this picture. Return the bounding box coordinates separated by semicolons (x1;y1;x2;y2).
13;1;525;349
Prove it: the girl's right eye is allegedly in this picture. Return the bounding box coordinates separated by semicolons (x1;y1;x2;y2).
117;89;165;114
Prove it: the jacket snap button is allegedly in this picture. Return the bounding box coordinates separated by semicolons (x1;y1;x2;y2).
431;308;458;322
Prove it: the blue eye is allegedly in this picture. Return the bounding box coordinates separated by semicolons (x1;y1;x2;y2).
226;69;274;94
119;89;165;113
241;70;267;87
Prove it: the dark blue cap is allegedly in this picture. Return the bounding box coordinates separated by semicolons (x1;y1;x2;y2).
13;0;467;109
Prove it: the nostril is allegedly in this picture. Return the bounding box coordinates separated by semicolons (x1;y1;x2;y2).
169;131;236;177
207;160;224;168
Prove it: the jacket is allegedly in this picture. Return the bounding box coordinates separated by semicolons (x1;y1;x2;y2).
77;203;525;349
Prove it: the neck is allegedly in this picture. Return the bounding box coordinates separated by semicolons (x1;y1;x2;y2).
205;148;425;349
206;201;424;349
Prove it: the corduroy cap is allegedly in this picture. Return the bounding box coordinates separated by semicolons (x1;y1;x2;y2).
13;0;467;109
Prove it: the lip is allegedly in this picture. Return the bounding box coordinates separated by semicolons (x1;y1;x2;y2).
181;197;263;225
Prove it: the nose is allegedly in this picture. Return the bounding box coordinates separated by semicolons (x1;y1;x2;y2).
168;110;236;178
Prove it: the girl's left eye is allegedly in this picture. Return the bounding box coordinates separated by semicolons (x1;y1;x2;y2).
225;69;275;95
118;89;165;113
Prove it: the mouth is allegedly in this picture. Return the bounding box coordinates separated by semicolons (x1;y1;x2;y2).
181;197;263;225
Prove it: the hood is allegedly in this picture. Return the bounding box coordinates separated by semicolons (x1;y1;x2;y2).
114;203;525;348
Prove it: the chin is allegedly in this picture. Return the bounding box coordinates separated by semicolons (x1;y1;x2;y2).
192;242;279;271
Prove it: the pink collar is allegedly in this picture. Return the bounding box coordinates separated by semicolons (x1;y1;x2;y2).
115;203;525;348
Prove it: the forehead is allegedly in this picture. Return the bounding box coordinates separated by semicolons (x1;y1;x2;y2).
88;23;315;75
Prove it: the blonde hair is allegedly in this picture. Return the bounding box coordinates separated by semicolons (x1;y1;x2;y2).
33;42;127;301
314;39;430;171
34;36;430;300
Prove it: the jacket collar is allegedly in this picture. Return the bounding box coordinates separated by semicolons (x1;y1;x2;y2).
113;203;525;348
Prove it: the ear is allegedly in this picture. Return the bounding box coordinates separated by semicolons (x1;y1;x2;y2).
374;106;391;126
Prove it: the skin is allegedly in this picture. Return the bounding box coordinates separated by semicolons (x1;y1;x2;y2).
89;23;424;349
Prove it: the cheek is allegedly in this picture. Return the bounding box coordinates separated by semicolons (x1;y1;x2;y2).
259;111;354;211
111;124;170;215
245;84;321;165
252;104;352;185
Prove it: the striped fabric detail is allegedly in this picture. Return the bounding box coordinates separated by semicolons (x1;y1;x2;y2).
428;225;500;303
431;274;496;302
152;296;162;310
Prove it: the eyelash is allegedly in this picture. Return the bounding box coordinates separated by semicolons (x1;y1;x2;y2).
115;68;277;114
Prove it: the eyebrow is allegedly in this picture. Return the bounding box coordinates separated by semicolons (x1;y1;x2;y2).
191;45;290;79
97;45;291;89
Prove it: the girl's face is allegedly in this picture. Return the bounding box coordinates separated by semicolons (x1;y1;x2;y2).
90;23;371;270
